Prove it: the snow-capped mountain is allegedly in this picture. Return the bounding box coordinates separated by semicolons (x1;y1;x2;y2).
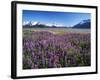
23;21;30;26
73;19;91;29
31;21;40;26
23;21;40;26
23;21;66;28
23;19;91;28
79;19;90;25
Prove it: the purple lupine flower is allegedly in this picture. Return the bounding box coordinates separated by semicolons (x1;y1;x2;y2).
23;30;90;69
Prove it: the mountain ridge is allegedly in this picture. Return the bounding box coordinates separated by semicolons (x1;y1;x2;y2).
23;19;91;29
72;19;91;29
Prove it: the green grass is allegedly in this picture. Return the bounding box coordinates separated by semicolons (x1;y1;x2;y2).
23;28;90;35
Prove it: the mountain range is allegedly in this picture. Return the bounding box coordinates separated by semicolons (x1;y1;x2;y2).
23;19;91;29
73;19;91;28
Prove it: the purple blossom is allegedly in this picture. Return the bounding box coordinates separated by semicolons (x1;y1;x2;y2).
23;31;91;69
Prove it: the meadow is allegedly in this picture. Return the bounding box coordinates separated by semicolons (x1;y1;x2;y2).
23;28;91;69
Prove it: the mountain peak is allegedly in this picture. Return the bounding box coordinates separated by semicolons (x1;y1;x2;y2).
79;19;90;25
73;19;91;29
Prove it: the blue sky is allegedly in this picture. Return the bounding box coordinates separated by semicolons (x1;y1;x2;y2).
22;10;91;27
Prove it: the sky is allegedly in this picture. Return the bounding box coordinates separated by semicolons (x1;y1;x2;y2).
22;10;91;27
